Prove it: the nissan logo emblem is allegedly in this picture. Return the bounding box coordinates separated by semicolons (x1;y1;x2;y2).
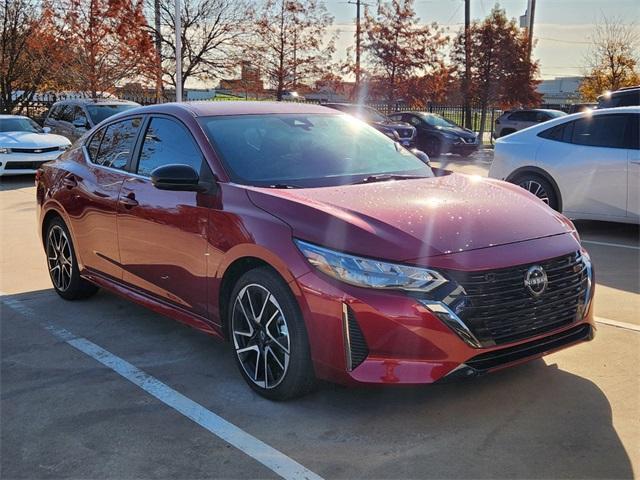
524;265;547;297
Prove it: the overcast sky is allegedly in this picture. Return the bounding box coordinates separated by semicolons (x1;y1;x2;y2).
326;0;640;80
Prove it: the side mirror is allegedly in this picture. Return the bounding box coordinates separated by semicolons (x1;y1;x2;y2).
42;126;51;134
151;164;205;192
410;148;431;165
73;118;89;129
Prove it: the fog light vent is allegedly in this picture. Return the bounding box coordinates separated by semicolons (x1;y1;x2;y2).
342;304;369;371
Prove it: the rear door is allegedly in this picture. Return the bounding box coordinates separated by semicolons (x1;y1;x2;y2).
555;114;629;218
117;115;210;317
65;117;143;279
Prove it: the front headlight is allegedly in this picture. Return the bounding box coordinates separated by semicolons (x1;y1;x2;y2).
294;239;448;292
0;147;10;154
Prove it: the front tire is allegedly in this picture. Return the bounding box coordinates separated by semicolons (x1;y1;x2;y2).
229;267;315;400
45;217;99;300
512;173;560;211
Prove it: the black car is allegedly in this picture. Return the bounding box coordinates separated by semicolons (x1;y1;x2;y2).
388;111;479;157
597;86;639;108
324;103;416;147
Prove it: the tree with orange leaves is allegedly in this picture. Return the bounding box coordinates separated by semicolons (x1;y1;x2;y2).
52;0;155;98
452;5;541;138
363;0;448;104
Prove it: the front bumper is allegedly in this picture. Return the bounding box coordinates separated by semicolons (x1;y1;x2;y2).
0;152;61;176
292;235;595;386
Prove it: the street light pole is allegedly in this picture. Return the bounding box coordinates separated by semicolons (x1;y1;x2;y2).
175;0;182;102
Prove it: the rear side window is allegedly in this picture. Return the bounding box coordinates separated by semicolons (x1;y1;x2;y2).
570;114;628;148
58;105;74;123
86;129;105;161
93;117;142;170
136;117;203;177
538;122;573;143
509;111;537;122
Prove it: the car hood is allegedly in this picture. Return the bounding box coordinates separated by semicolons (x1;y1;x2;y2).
246;174;573;261
437;126;476;139
0;131;70;148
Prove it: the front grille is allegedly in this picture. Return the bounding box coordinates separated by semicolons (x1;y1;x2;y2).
397;128;413;138
465;324;593;371
343;305;369;370
10;146;59;154
5;160;50;170
447;252;589;346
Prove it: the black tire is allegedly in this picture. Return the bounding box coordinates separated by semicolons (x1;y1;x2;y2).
228;267;315;400
45;217;99;300
424;139;442;157
511;173;560;211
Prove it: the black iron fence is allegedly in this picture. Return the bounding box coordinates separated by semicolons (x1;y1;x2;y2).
13;93;503;139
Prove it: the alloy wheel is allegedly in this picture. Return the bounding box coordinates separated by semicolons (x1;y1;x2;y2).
232;284;290;389
519;179;550;205
47;225;73;291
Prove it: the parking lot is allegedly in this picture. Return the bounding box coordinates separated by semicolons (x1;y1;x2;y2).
1;151;639;479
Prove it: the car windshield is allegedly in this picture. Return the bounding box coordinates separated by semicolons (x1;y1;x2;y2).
0;117;43;133
420;113;458;128
200;114;432;188
85;104;136;124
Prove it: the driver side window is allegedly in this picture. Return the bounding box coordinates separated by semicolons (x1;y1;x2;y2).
136;117;203;177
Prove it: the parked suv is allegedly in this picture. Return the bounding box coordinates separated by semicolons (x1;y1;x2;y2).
36;101;594;400
324;103;416;147
44;99;140;142
493;109;566;138
388;111;479;157
597;86;639;108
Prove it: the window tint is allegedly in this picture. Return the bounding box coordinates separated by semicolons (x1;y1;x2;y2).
48;105;60;120
626;114;639;149
571;114;628;148
616;91;640;107
509;111;537;122
538;122;573;143
73;106;88;124
87;129;105;162
58;105;74;123
137;117;203;177
93;117;141;170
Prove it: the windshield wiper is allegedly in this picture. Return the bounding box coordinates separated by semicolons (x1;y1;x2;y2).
267;183;302;189
353;174;429;185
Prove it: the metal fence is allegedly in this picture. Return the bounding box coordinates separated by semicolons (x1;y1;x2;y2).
14;93;503;136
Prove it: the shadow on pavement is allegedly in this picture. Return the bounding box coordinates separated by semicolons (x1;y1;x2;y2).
0;175;35;192
1;288;634;479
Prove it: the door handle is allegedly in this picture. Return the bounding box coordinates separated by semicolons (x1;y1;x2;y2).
119;193;139;208
62;175;77;189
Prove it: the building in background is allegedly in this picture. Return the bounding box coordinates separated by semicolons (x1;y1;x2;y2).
537;76;583;105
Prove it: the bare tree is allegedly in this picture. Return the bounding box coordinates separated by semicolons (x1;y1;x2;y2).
150;0;253;97
580;16;639;100
249;0;335;101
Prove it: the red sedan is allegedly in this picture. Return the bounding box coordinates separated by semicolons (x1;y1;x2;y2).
36;102;595;400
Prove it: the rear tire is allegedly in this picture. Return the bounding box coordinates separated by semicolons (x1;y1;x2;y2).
45;217;99;300
228;267;315;400
511;173;559;211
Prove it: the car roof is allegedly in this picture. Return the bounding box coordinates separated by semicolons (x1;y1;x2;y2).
51;98;140;106
120;101;341;118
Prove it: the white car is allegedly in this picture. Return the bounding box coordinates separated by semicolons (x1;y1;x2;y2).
0;115;71;176
489;106;639;224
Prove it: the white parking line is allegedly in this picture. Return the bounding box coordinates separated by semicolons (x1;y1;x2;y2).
0;295;323;480
582;240;640;250
595;316;640;333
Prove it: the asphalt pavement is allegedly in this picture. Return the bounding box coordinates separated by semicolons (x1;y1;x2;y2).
1;159;638;479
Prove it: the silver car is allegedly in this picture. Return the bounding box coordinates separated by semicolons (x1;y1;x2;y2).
43;99;140;142
493;108;566;138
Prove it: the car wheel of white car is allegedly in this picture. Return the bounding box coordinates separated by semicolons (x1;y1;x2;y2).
513;174;559;211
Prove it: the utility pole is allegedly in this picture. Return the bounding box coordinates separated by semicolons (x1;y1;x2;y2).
348;0;368;101
526;0;536;61
175;0;182;102
154;0;162;103
463;0;471;129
